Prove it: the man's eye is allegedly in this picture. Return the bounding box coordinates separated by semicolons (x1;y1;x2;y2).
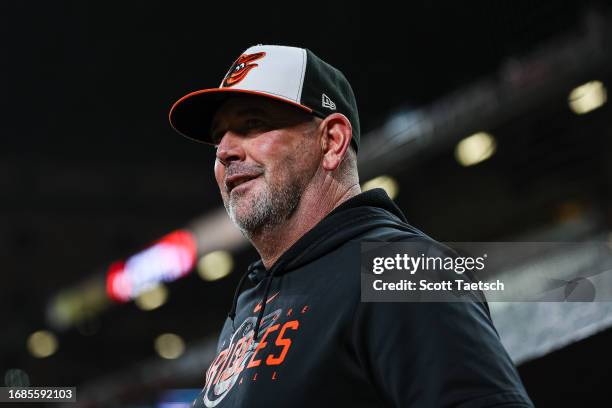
244;118;265;129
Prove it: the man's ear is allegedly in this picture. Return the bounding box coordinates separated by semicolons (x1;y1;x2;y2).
319;113;352;172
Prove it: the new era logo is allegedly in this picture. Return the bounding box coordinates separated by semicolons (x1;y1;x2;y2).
322;93;336;110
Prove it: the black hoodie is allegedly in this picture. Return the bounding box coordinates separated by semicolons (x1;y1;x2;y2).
193;189;533;408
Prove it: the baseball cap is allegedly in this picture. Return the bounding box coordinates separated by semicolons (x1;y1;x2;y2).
168;44;360;152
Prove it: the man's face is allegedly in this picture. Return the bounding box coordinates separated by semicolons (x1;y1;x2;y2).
212;95;321;233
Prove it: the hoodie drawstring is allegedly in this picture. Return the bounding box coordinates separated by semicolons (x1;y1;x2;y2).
228;269;252;331
228;260;285;340
253;268;277;341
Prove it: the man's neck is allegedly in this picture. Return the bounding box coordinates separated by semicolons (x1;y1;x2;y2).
249;183;361;269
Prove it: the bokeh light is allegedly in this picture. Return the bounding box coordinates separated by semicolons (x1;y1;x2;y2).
26;330;58;358
154;333;185;360
197;251;234;282
455;132;497;167
361;175;399;199
134;283;169;311
568;80;607;114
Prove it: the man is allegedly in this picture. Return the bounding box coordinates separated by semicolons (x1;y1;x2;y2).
169;45;533;407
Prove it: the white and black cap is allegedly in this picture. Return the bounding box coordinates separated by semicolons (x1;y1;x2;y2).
169;44;360;152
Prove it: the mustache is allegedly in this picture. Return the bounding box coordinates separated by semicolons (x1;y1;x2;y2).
223;163;265;192
224;163;265;178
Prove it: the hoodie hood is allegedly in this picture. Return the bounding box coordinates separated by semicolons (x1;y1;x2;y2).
196;187;534;408
227;188;417;340
246;188;410;284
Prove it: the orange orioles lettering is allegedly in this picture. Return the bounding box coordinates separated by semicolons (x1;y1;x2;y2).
204;318;299;389
201;305;309;407
247;320;299;368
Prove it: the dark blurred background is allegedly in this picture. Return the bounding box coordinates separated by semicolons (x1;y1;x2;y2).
2;1;612;407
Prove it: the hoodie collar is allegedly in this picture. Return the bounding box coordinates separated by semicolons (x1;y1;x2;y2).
229;188;413;340
246;188;408;284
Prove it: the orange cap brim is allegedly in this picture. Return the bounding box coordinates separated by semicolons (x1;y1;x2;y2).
168;88;313;145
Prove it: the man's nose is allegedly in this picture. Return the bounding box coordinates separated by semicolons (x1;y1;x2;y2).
215;131;246;165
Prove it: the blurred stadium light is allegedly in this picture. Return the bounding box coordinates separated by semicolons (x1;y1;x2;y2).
106;230;197;303
3;369;30;387
361;175;399;199
46;209;245;330
454;132;497;167
26;330;58;358
197;250;234;281
568;80;607;114
154;333;186;360
357;11;611;180
134;283;169;311
47;275;110;330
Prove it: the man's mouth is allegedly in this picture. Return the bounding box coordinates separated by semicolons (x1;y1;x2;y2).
225;174;260;193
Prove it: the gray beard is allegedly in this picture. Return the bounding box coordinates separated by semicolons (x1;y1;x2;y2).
225;177;303;234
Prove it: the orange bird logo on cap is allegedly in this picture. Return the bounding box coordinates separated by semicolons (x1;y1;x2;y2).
222;51;266;87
